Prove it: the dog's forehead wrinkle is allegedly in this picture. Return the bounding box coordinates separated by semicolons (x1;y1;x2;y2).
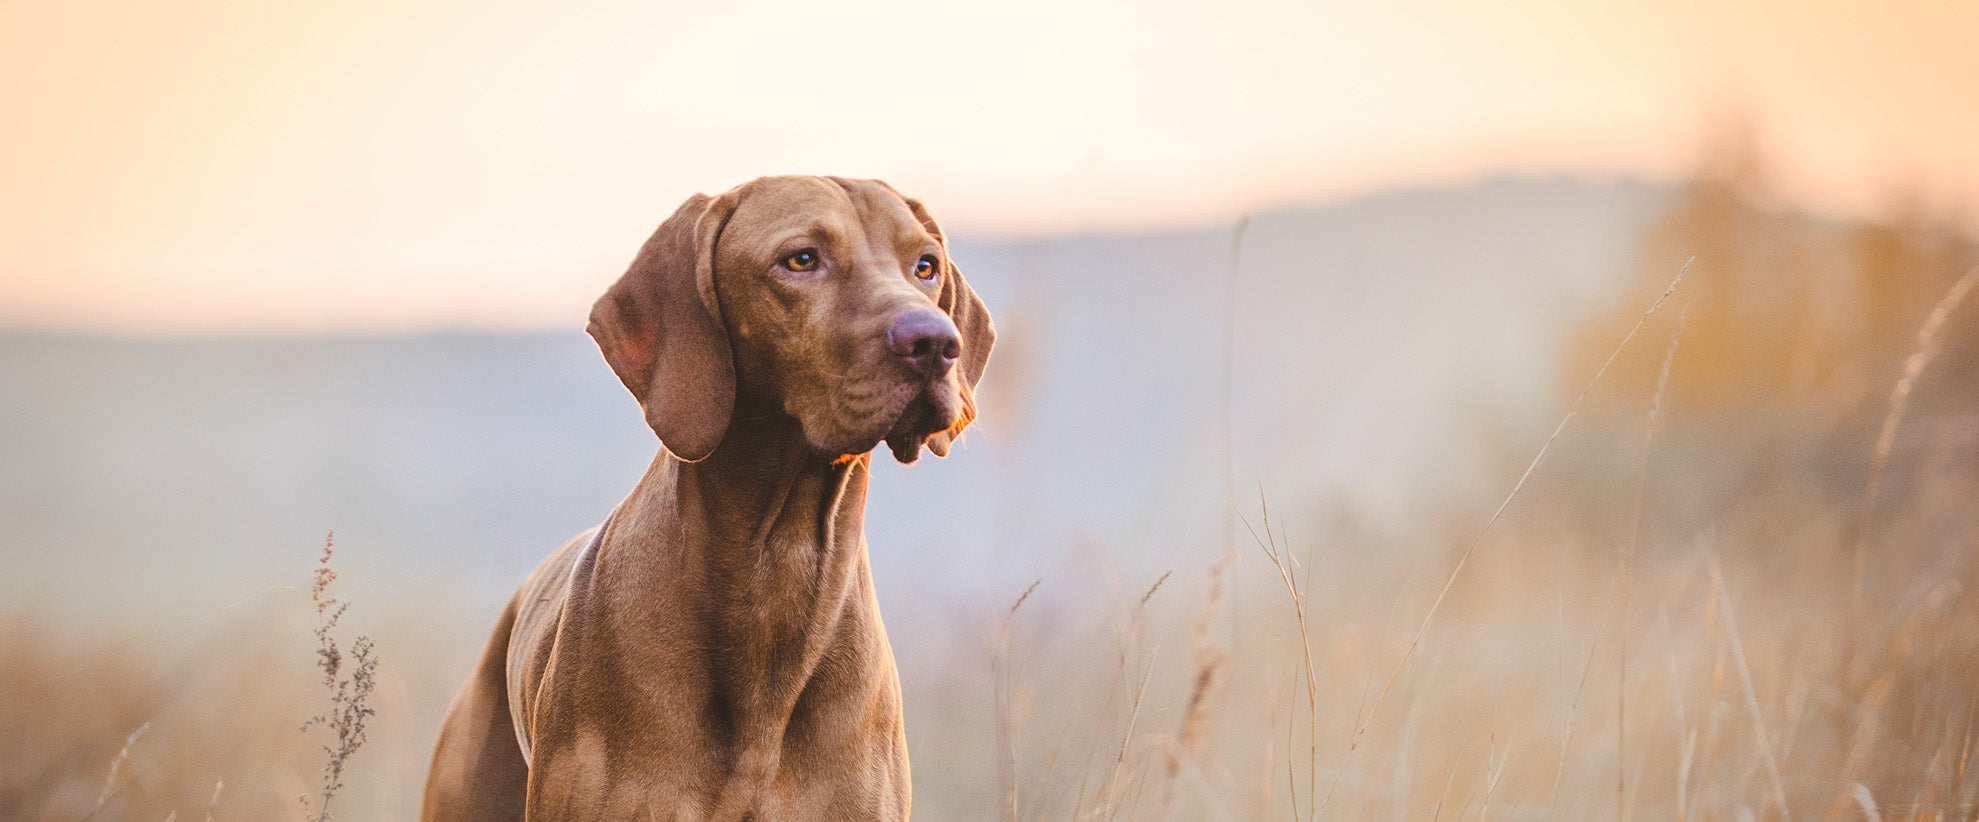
726;181;855;246
826;180;923;253
735;214;848;256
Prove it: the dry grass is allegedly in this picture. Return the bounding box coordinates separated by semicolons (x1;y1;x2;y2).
972;482;1979;818
1;605;335;818
0;540;449;820
9;352;1979;821
954;258;1979;819
4;250;1977;817
300;532;379;822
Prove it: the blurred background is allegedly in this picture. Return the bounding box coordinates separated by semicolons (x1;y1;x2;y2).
4;0;1978;818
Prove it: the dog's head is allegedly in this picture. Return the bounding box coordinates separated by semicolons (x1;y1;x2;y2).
588;176;994;464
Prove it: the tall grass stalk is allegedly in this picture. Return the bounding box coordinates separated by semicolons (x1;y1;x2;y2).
1097;648;1159;820
995;577;1042;822
1163;554;1229;815
1619;305;1688;820
1550;643;1598;811
204;778;223;822
300;532;378;822
88;720;149;817
1852;265;1979;622
1706;552;1790;821
1092;572;1172;820
1240;491;1316;820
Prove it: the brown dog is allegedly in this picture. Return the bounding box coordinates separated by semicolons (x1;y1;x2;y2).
420;176;993;821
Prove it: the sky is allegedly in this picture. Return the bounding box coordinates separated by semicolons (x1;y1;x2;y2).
3;0;1977;333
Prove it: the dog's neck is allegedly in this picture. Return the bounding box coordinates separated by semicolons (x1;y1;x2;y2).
609;410;875;636
593;412;882;792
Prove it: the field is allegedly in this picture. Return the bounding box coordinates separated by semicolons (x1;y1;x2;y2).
5;171;1978;820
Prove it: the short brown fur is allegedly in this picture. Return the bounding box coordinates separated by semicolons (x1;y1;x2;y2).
422;176;993;821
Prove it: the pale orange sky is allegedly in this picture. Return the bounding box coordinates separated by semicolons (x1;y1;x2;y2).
3;0;1976;333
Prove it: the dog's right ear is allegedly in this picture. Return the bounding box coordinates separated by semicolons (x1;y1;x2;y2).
898;194;996;458
587;192;737;462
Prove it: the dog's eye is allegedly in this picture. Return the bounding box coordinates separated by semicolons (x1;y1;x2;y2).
914;255;939;281
781;249;820;272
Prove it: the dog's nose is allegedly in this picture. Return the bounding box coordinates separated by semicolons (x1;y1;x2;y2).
886;309;961;378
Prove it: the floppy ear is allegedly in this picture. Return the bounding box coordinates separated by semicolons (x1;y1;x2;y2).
902;196;996;457
586;192;737;462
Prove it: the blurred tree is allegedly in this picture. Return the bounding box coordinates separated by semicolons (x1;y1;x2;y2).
1572;117;1978;420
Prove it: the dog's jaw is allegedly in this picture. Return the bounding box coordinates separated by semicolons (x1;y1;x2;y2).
880;377;967;464
799;368;963;464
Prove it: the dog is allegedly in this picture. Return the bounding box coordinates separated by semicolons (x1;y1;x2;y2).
420;176;993;820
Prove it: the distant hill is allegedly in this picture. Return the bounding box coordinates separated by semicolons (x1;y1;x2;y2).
0;176;1670;627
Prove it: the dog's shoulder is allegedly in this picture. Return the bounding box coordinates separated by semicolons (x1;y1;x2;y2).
504;521;607;764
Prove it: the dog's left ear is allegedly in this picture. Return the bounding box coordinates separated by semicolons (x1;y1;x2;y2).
902;195;996;457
